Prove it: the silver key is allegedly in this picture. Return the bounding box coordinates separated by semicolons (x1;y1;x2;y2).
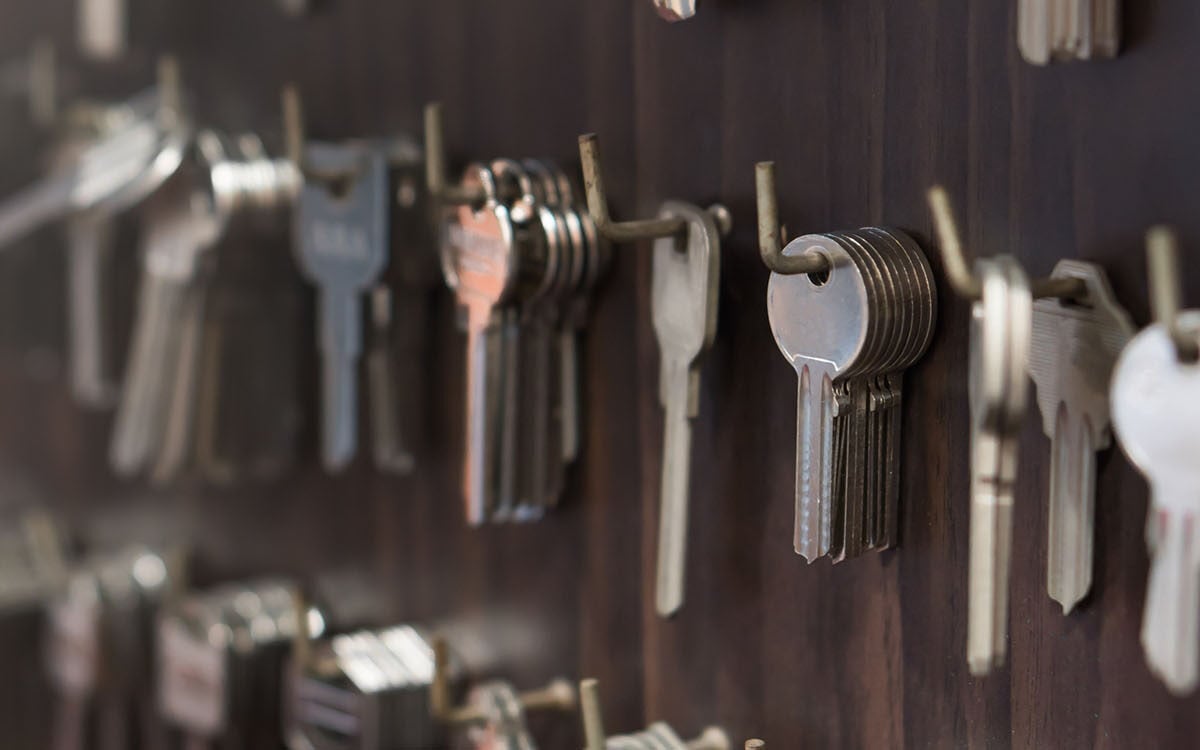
109;184;223;476
1112;313;1200;694
442;165;517;525
652;202;720;618
78;0;128;60
653;0;697;21
966;256;1032;676
767;236;871;562
1029;261;1133;613
65;210;119;407
294;144;389;472
0;109;185;251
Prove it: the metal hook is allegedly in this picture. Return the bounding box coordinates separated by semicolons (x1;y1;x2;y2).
754;161;831;276
745;741;766;749
578;132;731;245
580;678;729;750
430;635;576;727
424;102;486;207
1147;225;1199;363
926;185;1088;301
282;83;376;185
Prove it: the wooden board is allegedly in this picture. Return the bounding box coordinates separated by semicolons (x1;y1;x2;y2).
1;0;1199;746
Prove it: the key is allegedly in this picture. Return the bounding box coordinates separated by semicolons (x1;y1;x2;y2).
653;202;720;617
1029;261;1134;613
653;0;697;21
65;209;120;407
0;109;182;251
441;165;517;525
767;236;872;561
46;573;101;750
367;286;416;474
1112;312;1200;694
294;144;389;472
78;0;127;60
966;256;1032;676
109;182;223;476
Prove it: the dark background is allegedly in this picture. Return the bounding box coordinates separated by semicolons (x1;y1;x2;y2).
1;0;1199;747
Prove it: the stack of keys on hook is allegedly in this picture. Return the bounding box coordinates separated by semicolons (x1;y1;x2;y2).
158;579;321;748
286;624;448;749
441;159;610;525
46;545;180;750
966;257;1031;676
1018;0;1120;64
766;229;937;563
1112;313;1200;695
109;130;298;482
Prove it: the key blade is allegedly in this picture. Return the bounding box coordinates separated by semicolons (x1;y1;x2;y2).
318;287;363;472
967;458;1014;676
1141;503;1200;695
793;363;836;561
656;357;694;617
1047;404;1097;613
66;212;119;408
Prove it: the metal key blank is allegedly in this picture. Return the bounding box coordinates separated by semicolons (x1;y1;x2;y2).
652;203;720;618
294;144;389;472
967;257;1032;676
1029;261;1134;613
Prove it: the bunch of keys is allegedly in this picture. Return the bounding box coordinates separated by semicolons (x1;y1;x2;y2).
429;637;576;750
1018;0;1120;64
759;163;937;564
927;187;1119;675
1112;228;1200;695
0;61;188;408
439;155;608;525
158;579;322;749
45;545;181;750
579;678;729;750
109;129;299;481
285;623;451;749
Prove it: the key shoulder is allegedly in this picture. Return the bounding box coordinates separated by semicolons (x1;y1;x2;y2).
1030;260;1134;441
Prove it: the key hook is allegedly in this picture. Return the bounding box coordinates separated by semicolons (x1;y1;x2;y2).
430;635;576;727
578;132;731;245
1146;226;1200;363
424;102;487;207
926;186;1088;301
580;678;730;750
282;84;376;186
754;161;831;276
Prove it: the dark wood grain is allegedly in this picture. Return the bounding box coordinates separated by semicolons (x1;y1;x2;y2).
1;0;1199;747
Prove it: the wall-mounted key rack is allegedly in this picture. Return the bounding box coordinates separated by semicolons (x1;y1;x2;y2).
3;1;1200;747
